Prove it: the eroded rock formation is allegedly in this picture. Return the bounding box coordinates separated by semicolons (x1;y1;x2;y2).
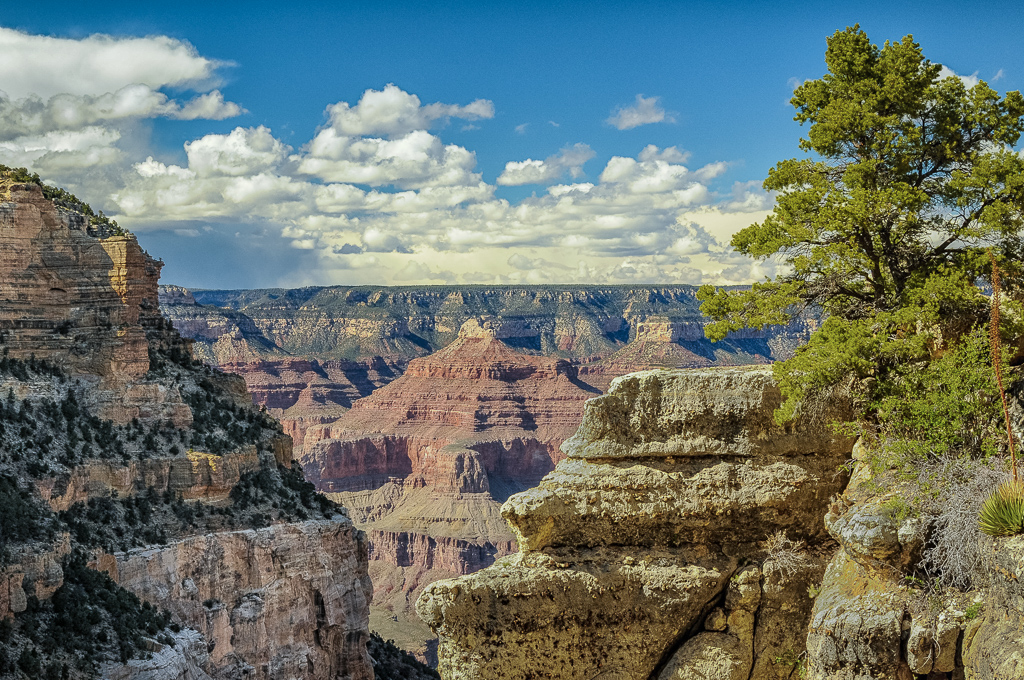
803;442;1024;679
107;520;371;680
0;183;191;426
417;367;855;680
0;183;374;680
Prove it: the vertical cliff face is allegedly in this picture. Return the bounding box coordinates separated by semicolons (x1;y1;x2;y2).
109;521;372;680
0;183;373;680
0;183;195;428
416;368;855;680
0;183;153;380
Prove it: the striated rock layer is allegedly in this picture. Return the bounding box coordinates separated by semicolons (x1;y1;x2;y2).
0;184;374;679
298;319;602;658
417;367;855;680
160;286;813;452
1;183;191;425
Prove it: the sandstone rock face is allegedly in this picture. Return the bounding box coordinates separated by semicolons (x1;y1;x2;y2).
0;183;191;425
804;456;1014;680
0;533;72;619
108;520;373;680
0;184;151;378
220;357;401;457
950;535;1024;679
34;443;271;512
100;629;213;680
162;286;814;428
417;367;855;680
172;286;815;368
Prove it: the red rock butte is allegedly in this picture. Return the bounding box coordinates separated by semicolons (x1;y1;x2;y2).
297;317;603;657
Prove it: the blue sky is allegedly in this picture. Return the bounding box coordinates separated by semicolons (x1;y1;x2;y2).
3;1;1022;288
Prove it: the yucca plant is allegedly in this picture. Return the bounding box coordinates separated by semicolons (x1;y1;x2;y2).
979;480;1024;537
978;254;1024;537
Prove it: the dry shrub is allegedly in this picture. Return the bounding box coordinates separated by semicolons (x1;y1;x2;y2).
920;459;1007;591
764;531;812;577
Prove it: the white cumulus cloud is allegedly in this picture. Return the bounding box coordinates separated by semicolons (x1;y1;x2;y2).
0;26;244;187
0;27;226;99
606;94;676;130
497;143;596;186
325;84;493;137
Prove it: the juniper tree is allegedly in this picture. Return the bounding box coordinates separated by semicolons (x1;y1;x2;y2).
698;26;1024;421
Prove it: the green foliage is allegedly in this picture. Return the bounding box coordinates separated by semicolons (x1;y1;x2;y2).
697;26;1024;420
183;378;281;455
978;480;1024;537
0;474;57;563
5;550;175;673
231;464;335;522
368;632;441;680
859;328;1006;468
771;649;807;678
965;601;985;620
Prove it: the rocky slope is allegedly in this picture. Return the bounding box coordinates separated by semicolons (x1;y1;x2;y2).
416;367;856;680
0;181;374;680
801;441;1024;679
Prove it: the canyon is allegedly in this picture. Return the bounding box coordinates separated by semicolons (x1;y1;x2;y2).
162;287;813;659
7;177;1019;678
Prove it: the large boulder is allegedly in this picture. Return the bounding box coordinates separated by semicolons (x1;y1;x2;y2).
417;368;855;680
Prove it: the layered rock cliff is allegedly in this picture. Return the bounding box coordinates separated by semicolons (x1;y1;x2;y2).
159;286;813;446
0;182;373;680
417;367;855;680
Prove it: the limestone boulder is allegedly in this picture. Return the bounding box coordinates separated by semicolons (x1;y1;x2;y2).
418;368;855;680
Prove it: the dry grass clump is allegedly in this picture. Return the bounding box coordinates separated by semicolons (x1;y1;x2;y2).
921;460;1006;590
763;531;812;577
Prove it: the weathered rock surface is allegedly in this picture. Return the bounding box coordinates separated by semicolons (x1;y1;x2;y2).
417;367;855;680
100;629;213;680
0;183;190;425
804;450;1024;680
105;520;373;680
0;533;72;619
